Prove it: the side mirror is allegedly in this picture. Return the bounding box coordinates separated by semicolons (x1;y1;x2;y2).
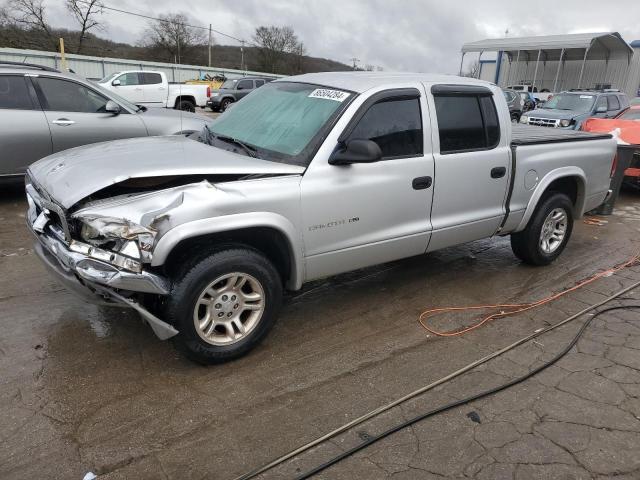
595;105;607;113
111;79;121;86
105;100;121;115
329;139;382;165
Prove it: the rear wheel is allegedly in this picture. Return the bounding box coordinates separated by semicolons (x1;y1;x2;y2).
511;192;574;266
220;98;234;112
166;248;282;364
177;99;196;112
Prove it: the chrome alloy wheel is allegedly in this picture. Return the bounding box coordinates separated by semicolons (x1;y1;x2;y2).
539;208;568;254
193;273;265;346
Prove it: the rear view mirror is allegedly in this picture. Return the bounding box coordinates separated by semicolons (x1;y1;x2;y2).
329;139;382;165
112;79;121;86
105;100;121;114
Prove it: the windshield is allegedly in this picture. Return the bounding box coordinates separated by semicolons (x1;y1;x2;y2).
544;93;595;113
221;79;238;89
205;82;353;166
619;109;640;120
99;72;119;83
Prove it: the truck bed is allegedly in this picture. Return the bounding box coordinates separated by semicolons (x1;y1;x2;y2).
511;124;612;146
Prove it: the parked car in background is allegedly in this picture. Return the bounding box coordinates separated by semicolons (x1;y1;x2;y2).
507;84;553;102
503;89;523;122
26;72;617;363
0;62;209;181
98;70;210;112
581;105;640;189
520;90;629;129
207;76;274;112
519;91;537;112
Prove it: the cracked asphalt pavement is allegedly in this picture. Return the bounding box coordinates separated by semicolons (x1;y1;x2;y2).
2;183;640;480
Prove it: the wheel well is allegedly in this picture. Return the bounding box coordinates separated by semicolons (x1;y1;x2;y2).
162;227;292;285
174;96;196;107
544;176;582;211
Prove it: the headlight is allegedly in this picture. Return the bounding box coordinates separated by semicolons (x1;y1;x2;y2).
560;119;572;127
75;215;156;262
520;115;529;124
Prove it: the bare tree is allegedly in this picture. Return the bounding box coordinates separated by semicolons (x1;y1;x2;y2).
5;0;55;48
253;25;303;73
65;0;103;54
462;60;481;78
143;13;205;62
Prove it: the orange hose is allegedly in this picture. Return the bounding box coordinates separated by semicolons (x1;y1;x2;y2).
419;252;640;337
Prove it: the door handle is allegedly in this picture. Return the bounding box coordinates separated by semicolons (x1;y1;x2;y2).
412;176;432;190
490;167;506;179
52;118;75;126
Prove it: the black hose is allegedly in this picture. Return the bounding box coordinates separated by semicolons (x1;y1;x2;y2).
294;304;640;480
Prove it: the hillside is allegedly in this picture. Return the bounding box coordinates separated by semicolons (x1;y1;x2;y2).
0;25;352;74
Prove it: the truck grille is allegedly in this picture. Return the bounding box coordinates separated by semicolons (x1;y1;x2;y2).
528;117;560;128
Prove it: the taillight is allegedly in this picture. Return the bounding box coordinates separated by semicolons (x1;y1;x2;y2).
610;154;618;178
207;86;211;98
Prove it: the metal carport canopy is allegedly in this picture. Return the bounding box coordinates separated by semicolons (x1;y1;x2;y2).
461;32;633;61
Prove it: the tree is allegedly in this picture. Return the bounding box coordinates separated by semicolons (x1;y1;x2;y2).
143;13;205;63
4;0;55;48
65;0;103;54
253;25;304;74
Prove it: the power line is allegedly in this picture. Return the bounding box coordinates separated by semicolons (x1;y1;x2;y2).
76;0;249;44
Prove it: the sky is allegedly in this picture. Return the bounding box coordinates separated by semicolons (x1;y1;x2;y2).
39;0;640;74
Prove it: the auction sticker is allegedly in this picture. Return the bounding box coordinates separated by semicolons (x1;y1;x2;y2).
308;88;350;102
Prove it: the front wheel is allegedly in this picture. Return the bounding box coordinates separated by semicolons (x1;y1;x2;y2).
166;248;283;364
220;98;234;112
510;192;574;266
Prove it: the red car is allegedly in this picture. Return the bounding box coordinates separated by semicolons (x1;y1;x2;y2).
582;106;640;188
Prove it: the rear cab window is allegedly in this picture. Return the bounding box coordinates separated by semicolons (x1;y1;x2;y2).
432;85;500;154
141;73;162;85
0;75;35;110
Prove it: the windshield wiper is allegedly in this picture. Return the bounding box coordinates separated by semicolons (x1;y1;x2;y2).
215;134;258;158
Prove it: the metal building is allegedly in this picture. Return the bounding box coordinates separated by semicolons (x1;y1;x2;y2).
461;32;640;97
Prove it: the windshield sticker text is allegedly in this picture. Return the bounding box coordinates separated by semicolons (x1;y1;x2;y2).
308;89;350;102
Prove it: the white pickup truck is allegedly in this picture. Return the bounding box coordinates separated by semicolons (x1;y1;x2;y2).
98;70;209;112
27;73;617;364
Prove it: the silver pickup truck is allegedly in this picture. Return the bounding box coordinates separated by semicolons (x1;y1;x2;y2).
26;73;616;363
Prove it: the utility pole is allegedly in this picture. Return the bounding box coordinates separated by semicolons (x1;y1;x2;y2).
240;40;245;71
350;57;359;70
208;24;212;67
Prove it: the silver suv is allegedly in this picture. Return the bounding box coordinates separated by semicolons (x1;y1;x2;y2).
0;61;209;181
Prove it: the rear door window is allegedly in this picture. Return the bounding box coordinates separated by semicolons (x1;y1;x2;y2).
255;79;265;87
141;72;162;85
434;95;502;153
607;95;620;111
348;97;423;159
0;75;34;109
237;80;253;90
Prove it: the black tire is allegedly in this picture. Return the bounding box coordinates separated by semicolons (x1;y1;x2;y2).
220;98;233;112
177;99;196;112
166;248;282;364
510;192;574;266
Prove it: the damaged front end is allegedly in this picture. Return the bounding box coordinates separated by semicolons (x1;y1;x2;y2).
25;176;178;340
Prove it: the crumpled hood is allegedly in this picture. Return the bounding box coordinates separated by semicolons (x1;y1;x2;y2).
28;135;304;208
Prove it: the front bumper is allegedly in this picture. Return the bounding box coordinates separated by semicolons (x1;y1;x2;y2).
26;188;178;340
